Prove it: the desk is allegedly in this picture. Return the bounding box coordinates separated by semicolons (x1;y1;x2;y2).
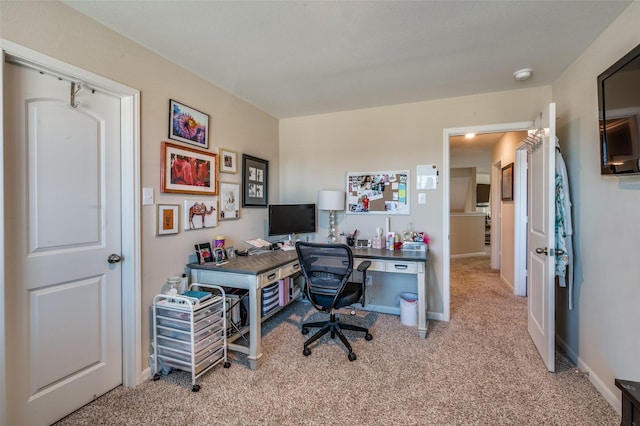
188;248;427;370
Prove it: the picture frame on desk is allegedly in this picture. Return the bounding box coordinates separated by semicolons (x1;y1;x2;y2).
242;154;268;207
195;242;213;264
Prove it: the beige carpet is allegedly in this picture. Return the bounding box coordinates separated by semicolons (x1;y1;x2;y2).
55;256;620;425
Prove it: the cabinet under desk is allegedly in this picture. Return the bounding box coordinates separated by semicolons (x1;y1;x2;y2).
188;247;428;370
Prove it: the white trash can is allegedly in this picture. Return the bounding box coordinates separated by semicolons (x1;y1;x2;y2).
398;292;418;326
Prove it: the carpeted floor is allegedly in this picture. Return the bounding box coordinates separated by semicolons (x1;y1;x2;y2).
55;256;620;425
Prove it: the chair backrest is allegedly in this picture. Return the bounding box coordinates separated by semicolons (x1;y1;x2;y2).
295;242;353;311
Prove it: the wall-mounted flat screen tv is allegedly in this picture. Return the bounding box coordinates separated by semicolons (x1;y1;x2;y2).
598;42;640;175
268;203;316;237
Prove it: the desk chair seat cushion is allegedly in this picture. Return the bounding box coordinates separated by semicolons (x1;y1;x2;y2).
311;281;362;311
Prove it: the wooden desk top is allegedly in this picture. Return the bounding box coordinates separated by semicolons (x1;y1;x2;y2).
188;247;428;276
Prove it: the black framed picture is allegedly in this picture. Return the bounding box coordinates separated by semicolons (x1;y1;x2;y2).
501;163;514;201
242;154;269;207
195;242;213;264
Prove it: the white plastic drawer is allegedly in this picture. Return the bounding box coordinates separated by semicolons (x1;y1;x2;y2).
160;347;223;374
156;317;223;341
158;338;223;364
157;332;223;354
385;261;417;274
157;311;221;332
156;301;221;322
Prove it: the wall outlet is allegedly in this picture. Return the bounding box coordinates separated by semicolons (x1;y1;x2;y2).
365;276;373;287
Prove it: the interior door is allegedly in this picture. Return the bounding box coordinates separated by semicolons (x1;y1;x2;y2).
4;61;123;425
527;103;556;372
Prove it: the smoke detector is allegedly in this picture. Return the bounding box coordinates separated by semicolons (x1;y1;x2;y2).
514;68;533;81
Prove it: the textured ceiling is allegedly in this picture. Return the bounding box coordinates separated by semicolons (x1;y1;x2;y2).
62;0;631;118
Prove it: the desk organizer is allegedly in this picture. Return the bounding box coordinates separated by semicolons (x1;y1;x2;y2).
401;242;427;252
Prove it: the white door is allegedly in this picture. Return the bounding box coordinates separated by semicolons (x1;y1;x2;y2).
4;62;123;425
527;103;556;372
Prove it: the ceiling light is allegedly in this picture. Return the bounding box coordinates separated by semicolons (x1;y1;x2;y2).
514;68;533;81
465;133;475;139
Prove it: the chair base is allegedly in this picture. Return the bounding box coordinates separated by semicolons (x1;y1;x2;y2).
301;312;372;361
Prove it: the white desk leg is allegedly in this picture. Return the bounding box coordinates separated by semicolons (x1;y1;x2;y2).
247;285;263;370
417;263;428;338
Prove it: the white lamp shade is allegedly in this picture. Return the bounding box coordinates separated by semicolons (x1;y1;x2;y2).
317;190;345;211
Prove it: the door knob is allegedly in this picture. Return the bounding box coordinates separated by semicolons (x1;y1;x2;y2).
535;247;548;255
107;254;123;264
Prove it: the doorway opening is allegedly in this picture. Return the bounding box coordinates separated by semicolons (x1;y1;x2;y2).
443;122;531;322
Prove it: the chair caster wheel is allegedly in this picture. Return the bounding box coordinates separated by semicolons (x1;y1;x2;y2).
192;384;200;392
365;333;373;341
223;362;231;368
301;327;309;335
348;352;357;361
152;373;161;381
303;347;311;356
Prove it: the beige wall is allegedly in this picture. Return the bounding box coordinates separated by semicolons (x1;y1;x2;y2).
280;87;552;315
450;213;485;257
552;1;640;404
491;131;526;289
1;1;279;365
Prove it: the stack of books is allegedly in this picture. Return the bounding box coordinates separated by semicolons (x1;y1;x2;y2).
181;290;212;305
261;282;280;316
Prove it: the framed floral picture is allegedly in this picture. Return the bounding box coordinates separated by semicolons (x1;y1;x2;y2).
242;154;268;207
157;204;179;235
219;181;240;220
161;142;218;195
169;99;209;148
219;147;238;174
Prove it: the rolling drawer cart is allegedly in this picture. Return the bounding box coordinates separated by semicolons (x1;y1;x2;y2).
153;284;230;392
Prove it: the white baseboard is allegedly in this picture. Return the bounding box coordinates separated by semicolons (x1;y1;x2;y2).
451;252;488;259
556;335;621;415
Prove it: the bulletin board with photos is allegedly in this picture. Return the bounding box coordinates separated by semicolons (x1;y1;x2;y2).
346;170;410;215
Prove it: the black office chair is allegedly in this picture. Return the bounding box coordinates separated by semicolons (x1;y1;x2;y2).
295;242;372;361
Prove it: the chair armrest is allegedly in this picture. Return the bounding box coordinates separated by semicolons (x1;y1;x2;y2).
356;260;371;272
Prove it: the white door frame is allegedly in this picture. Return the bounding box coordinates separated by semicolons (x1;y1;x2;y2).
0;40;142;426
443;121;531;322
514;146;529;296
491;160;502;270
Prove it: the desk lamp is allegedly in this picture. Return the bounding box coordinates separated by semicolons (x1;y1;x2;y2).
318;190;345;243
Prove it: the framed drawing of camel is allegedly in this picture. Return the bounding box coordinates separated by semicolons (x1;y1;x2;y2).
161;142;218;195
183;199;218;230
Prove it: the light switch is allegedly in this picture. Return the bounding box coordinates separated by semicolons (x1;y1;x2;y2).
143;187;154;206
418;192;426;204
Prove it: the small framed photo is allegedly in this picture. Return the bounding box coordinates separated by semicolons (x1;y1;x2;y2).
219;147;238;174
242;154;269;207
501;162;514;201
225;247;236;260
219;181;240;220
157;204;179;235
213;248;226;264
195;242;213;264
161;142;218;196
169;99;209;148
